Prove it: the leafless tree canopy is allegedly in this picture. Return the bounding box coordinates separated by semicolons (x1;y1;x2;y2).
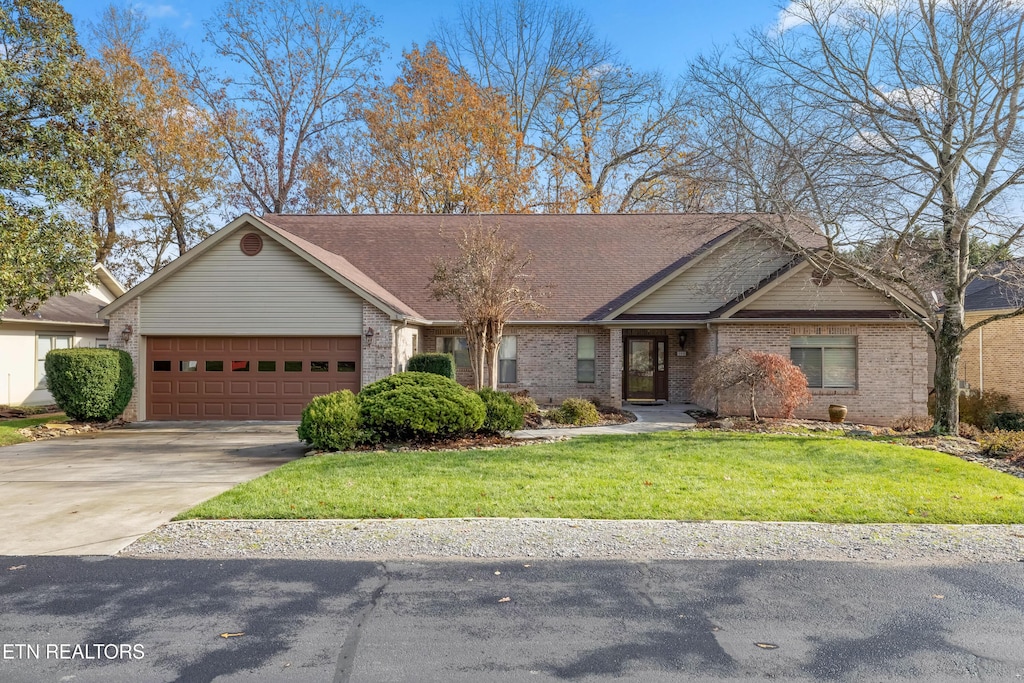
430;223;545;390
183;0;384;214
688;0;1024;432
434;0;695;212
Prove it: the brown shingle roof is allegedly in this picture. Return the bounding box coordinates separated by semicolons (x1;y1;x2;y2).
260;213;795;322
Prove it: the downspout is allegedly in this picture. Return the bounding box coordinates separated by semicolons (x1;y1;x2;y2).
393;320;408;374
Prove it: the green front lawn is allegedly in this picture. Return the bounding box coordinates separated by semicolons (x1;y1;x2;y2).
0;415;69;447
178;432;1024;523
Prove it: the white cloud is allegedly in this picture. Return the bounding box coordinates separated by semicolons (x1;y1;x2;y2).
134;3;179;19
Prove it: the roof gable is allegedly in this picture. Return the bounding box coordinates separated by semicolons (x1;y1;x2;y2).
100;214;417;320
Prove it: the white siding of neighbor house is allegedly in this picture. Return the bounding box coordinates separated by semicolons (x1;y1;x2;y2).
743;272;898;311
0;324;112;406
627;233;793;314
139;228;364;335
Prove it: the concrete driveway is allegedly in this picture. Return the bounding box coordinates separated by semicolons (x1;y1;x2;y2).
0;422;304;556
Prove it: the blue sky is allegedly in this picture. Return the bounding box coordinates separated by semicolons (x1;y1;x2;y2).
60;0;785;78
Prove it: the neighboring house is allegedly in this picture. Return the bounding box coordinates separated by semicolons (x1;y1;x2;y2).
1;264;125;406
99;213;930;424
959;278;1024;409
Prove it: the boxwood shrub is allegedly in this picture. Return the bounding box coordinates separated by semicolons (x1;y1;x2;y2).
297;390;361;451
477;388;525;433
44;348;134;421
407;352;456;379
359;372;485;441
550;397;601;426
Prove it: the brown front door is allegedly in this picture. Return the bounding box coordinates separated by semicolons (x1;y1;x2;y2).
624;337;668;401
147;336;360;420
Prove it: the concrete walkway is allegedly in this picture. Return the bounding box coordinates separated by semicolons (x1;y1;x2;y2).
511;402;698;440
0;422;303;555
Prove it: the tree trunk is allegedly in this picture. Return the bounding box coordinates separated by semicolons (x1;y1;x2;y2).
932;315;964;435
749;383;759;422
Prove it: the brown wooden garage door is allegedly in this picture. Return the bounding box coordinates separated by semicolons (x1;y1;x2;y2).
147;336;360;420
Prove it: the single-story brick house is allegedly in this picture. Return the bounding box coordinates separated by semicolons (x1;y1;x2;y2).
1;264;124;406
958;277;1024;409
98;213;930;424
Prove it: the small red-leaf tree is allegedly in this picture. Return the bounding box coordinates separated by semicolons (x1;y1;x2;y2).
692;350;811;421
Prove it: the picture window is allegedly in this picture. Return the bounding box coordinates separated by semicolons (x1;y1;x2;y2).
790;335;857;389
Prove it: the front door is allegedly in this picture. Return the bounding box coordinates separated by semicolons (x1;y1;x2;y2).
624;337;668;401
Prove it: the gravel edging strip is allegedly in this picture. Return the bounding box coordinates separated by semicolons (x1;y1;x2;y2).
121;519;1024;564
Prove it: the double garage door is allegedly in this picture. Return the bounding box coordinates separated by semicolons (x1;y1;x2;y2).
147;336;360;420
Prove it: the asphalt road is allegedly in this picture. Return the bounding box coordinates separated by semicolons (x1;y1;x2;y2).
1;557;1022;682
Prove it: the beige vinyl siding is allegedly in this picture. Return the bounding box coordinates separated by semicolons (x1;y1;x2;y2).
628;234;793;314
140;228;364;335
745;273;898;311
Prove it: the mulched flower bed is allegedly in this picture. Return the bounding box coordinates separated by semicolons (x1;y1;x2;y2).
686;411;1024;480
523;406;635;430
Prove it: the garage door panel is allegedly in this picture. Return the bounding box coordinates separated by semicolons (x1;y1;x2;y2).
147;336;360;421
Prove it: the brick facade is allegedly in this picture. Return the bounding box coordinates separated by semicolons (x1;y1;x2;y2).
360;303;394;387
423;325;624;407
108;298;141;421
960;311;1024;410
713;322;929;425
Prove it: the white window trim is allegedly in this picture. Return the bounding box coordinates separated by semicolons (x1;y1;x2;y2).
36;333;74;386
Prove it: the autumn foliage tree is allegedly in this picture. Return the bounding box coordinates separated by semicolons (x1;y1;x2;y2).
347;44;532;213
430;223;544;390
692;350;811;421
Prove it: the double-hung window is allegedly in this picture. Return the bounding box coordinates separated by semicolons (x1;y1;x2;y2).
37;334;73;385
498;336;517;383
436;336;471;369
577;336;596;383
790;335;857;389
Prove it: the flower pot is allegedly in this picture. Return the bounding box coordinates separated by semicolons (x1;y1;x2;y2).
828;404;848;423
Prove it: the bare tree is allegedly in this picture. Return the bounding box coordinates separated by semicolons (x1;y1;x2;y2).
435;0;693;212
183;0;384;214
689;0;1024;434
430;223;545;390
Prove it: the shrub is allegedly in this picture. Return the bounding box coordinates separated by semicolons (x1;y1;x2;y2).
407;352;456;379
297;390;361;451
477;388;525;433
890;416;933;433
992;411;1024;432
692;349;811;421
550;397;601;426
977;430;1024;458
928;390;1013;430
513;393;539;415
44;348;134;421
958;422;981;440
359;372;485;441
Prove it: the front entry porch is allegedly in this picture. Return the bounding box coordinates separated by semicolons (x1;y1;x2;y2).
620;327;709;404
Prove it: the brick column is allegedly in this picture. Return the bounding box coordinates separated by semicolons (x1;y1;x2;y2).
607;328;622;408
360;303;394;387
108;299;141;421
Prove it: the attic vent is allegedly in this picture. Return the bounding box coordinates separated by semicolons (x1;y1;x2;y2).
240;232;263;256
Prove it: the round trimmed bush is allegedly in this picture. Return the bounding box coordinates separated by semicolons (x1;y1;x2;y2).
359;372;485;441
551;397;601;426
407;352;456;379
477;388;525;433
297;390;361;451
44;348;134;421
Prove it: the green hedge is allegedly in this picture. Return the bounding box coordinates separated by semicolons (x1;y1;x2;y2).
477;388;525;433
359;372;485;440
44;348;134;421
407;353;456;379
297;390;361;451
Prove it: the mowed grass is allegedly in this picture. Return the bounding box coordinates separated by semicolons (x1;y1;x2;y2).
177;432;1024;524
0;415;68;447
